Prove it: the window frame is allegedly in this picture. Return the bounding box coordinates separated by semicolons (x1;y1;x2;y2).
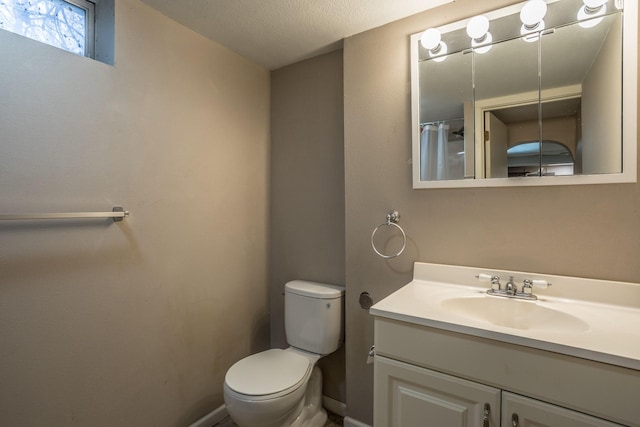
65;0;95;58
0;0;96;58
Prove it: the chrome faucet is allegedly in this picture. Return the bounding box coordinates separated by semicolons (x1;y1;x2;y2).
477;273;552;301
505;276;518;295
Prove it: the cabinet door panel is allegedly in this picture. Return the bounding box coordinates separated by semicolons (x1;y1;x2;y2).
374;356;501;427
502;392;626;427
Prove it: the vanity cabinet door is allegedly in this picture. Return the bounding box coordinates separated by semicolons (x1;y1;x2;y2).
374;356;501;427
502;392;626;427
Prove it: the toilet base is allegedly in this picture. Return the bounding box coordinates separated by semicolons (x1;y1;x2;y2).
290;366;327;427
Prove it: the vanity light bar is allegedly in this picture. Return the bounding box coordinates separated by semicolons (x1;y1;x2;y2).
419;0;613;57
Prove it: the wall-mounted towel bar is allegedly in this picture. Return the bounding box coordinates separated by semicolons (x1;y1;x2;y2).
0;206;129;222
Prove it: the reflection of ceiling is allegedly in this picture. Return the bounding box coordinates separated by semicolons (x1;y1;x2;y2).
492;97;581;123
419;10;619;123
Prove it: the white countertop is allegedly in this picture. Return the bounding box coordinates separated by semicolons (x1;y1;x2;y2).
370;262;640;371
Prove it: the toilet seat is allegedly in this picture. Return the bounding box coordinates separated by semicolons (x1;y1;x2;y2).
225;349;312;401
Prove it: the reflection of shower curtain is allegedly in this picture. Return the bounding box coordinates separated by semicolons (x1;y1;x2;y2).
420;123;450;180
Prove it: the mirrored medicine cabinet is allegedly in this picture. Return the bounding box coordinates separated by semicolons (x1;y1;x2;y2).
410;0;637;188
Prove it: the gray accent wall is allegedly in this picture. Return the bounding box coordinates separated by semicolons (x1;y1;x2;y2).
0;0;270;425
344;0;640;423
270;50;346;403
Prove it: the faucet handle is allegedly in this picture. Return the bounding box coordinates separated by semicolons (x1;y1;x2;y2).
522;279;534;295
524;278;552;289
531;279;551;289
476;273;501;290
523;278;551;295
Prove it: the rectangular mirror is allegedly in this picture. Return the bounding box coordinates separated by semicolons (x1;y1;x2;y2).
410;0;636;188
419;50;472;181
474;33;539;179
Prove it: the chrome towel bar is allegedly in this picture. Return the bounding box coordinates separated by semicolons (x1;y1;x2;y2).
0;206;129;222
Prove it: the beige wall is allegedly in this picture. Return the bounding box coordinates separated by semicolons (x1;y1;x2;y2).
344;0;640;423
509;116;577;152
270;50;346;402
0;0;270;425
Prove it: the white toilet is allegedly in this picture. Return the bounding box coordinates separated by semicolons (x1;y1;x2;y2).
223;280;345;427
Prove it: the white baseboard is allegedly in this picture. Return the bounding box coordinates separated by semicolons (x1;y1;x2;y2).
188;404;228;427
322;395;346;417
187;398;363;427
343;416;372;427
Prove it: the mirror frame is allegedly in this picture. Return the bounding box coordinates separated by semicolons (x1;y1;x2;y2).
410;0;637;189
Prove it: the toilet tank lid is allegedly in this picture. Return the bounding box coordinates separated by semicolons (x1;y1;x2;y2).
285;280;345;299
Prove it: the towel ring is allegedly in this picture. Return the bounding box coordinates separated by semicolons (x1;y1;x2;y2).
371;211;406;259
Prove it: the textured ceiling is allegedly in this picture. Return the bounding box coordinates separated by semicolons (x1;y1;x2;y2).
138;0;454;70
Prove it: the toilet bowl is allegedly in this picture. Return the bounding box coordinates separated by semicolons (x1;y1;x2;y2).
224;348;324;427
223;280;344;427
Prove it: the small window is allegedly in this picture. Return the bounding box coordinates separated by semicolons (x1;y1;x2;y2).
0;0;95;57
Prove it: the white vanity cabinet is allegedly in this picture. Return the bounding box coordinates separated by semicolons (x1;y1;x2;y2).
372;318;639;427
501;392;625;427
375;355;500;426
375;354;625;426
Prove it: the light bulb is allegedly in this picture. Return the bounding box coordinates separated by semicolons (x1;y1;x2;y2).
583;0;607;8
420;28;441;51
466;15;490;40
520;0;548;27
472;32;493;54
430;41;448;62
577;2;606;28
520;19;545;42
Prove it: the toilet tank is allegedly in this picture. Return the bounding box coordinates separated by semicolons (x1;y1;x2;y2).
284;280;345;355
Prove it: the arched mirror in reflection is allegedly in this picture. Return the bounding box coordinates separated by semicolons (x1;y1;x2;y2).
410;0;636;188
507;141;575;176
483;97;581;177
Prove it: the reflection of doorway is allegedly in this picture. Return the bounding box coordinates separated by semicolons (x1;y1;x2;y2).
507;141;575;177
485;112;508;178
474;86;581;179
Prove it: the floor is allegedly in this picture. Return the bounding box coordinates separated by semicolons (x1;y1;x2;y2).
213;411;344;427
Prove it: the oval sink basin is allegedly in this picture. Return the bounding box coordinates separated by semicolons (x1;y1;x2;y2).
440;296;590;333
